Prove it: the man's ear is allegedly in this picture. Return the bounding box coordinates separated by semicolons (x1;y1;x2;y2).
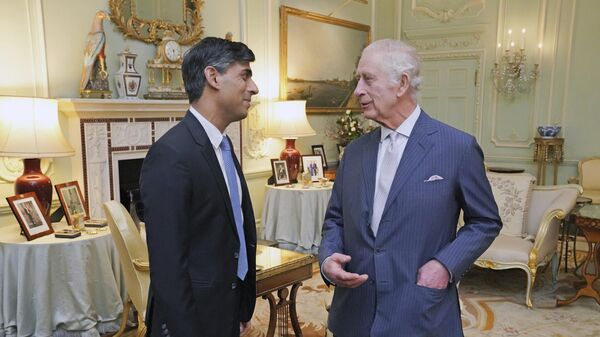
396;73;410;98
204;66;220;89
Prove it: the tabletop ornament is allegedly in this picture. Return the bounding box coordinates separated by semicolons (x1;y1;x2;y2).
80;10;111;98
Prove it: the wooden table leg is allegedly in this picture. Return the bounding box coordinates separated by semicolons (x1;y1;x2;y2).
289;282;303;336
262;282;304;337
557;240;600;306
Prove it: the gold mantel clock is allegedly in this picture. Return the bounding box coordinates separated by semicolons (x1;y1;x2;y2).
144;32;187;100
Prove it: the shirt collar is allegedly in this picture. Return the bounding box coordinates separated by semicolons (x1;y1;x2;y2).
380;104;421;142
189;105;226;149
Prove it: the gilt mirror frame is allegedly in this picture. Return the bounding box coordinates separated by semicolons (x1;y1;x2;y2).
279;6;371;114
109;0;204;45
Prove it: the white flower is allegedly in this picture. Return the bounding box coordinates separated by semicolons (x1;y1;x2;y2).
345;110;351;115
351;127;356;131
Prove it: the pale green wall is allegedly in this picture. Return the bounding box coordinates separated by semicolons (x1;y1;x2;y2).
1;0;599;229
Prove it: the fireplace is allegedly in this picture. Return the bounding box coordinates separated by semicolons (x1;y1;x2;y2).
114;155;145;221
59;99;188;218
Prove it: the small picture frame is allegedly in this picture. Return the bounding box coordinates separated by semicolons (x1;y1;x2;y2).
301;155;324;182
55;181;89;226
311;144;328;169
6;192;54;240
271;159;291;186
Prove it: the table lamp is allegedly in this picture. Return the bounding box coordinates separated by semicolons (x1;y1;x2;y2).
265;101;315;182
0;97;75;216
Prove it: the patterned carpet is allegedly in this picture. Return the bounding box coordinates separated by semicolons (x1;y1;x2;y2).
247;254;600;337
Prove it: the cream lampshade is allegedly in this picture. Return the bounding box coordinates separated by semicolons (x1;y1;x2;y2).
0;97;75;216
265;100;315;182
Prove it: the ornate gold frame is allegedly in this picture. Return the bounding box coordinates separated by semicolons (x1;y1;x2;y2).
109;0;204;45
279;6;370;114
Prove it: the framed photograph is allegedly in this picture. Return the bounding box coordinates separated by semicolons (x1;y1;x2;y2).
280;6;371;113
271;159;291;186
301;155;324;182
55;181;89;226
311;144;328;169
6;192;54;240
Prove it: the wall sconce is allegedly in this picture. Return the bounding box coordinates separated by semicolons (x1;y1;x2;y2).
0;97;75;216
265;101;315;182
491;28;540;98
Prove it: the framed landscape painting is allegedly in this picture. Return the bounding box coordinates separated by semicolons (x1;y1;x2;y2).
280;5;371;113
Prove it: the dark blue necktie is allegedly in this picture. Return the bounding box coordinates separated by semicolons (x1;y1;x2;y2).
220;137;248;280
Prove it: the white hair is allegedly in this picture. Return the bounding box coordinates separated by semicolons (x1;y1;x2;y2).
363;39;422;100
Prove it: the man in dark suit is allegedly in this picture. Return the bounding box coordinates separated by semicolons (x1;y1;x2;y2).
318;39;502;337
140;37;259;337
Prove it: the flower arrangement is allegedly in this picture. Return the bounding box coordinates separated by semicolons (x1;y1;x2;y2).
326;110;372;146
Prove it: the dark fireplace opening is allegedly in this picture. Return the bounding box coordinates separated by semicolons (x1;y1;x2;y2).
118;158;145;222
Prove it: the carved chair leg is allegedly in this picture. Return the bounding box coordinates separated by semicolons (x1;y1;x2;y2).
137;312;147;337
551;253;559;285
525;267;537;309
112;298;131;337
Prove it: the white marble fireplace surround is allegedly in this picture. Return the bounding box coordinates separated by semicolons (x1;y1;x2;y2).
58;99;188;218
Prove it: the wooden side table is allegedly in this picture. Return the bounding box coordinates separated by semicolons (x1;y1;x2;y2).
533;137;564;185
557;204;600;307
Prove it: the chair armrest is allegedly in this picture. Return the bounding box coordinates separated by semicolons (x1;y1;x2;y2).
133;258;150;271
567;176;579;184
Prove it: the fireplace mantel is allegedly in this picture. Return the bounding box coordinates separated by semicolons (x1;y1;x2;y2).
58;98;189;117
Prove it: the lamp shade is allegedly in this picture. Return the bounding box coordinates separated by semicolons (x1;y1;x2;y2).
0;97;74;158
265;100;316;139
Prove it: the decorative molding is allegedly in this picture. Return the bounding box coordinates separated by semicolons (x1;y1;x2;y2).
395;0;403;39
558;0;575;139
411;0;485;23
27;0;49;97
419;50;485;141
110;122;153;147
404;25;486;51
243;113;268;159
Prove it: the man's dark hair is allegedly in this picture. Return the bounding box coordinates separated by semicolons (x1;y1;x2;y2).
182;37;255;103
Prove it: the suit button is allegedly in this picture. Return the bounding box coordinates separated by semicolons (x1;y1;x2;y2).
375;248;382;254
234;252;239;259
231;282;237;289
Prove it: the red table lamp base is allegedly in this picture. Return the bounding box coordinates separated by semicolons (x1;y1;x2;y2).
15;158;52;217
280;139;300;183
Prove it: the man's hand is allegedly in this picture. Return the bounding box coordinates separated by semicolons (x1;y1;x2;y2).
240;321;251;336
322;253;368;288
417;259;450;289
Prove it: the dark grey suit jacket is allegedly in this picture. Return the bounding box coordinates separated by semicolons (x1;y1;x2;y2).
140;112;257;337
318;111;501;337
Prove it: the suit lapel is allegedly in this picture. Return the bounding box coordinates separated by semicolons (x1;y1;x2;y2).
182;113;238;239
362;128;381;222
382;111;437;216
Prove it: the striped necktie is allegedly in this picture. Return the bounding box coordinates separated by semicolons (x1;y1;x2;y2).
220;137;248;280
371;132;403;236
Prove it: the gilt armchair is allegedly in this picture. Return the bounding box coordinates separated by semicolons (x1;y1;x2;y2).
473;172;581;308
104;200;150;337
568;156;600;204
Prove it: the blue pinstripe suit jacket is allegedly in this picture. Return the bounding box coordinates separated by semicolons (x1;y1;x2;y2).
318;111;502;337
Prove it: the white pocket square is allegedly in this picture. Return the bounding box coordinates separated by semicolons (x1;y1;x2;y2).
424;175;444;182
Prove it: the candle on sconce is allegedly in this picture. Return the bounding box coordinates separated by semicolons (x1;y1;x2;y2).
521;28;526;50
506;28;512;51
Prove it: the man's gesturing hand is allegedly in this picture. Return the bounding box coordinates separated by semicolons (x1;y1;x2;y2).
322;253;368;288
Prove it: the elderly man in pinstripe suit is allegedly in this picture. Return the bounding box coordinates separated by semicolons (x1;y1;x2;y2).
318;39;502;337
